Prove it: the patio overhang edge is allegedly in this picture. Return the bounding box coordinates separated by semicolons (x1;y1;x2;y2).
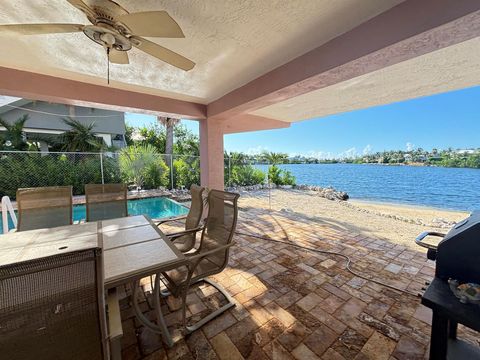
222;114;290;134
207;0;480;121
0;66;207;120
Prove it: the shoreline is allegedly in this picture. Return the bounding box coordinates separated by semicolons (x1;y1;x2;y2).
238;188;467;249
349;198;470;214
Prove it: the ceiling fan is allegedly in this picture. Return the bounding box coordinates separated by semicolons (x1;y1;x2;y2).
0;0;195;82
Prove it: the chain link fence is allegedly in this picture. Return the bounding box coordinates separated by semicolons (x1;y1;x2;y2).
0;151;295;200
0;151;204;200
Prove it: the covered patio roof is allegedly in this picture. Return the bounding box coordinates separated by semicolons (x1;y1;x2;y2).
0;0;479;188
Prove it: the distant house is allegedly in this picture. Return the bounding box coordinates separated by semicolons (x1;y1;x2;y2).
0;97;126;151
456;149;476;155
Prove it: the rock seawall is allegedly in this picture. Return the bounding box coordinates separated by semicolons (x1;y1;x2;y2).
226;184;349;201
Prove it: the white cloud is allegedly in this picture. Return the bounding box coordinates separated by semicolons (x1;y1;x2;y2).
289;150;335;159
362;144;372;155
307;151;335;159
406;142;415;152
245;145;268;155
338;147;357;159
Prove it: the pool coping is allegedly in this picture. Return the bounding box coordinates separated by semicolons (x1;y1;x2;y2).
0;189;192;212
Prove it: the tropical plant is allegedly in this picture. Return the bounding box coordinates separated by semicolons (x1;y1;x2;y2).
119;144;169;189
0;152;122;199
268;164;282;185
0;114;29;150
280;170;296;185
262;151;289;165
173;124;199;156
230;164;265;186
173;157;200;189
61;117;105;152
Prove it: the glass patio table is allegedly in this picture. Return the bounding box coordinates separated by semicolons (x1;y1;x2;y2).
0;214;186;348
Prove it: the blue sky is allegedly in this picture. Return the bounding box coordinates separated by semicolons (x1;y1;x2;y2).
126;85;480;158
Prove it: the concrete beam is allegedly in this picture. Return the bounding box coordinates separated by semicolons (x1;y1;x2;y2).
208;0;480;120
223;114;290;134
0;67;206;120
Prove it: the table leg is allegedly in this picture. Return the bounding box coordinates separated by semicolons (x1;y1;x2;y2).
448;320;458;340
429;311;448;360
131;279;174;348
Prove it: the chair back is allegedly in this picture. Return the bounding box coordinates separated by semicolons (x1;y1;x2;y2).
199;190;239;269
185;184;205;230
0;248;108;360
85;183;128;222
17;186;73;231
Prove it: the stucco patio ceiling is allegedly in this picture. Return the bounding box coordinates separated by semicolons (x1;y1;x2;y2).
0;0;404;104
252;36;480;122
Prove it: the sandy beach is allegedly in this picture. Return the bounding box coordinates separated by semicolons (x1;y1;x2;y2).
238;188;469;250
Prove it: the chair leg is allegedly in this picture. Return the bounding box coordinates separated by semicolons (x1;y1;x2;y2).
182;278;236;334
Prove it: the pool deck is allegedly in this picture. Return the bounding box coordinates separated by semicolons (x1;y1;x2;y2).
119;205;479;359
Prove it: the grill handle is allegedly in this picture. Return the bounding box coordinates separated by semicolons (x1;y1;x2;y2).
415;231;445;250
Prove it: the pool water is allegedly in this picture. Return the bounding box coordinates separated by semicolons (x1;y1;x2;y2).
0;196;188;234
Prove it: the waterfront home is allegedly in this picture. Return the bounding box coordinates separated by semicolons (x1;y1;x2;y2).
0;97;127;150
0;1;479;359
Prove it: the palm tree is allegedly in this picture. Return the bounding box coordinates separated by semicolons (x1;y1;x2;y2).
0;114;29;150
261;151;288;165
157;116;180;156
61;117;105;152
119;144;165;189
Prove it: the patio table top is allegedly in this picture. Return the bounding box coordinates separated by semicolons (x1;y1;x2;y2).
0;215;186;289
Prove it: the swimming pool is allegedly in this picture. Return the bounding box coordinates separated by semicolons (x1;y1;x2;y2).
0;196;189;234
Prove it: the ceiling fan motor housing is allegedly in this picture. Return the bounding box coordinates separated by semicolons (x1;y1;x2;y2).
81;0;134;51
83;25;131;51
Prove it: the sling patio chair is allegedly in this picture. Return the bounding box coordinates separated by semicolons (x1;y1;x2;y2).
16;186;73;231
157;184;205;253
160;189;240;333
85;183;128;222
0;247;123;360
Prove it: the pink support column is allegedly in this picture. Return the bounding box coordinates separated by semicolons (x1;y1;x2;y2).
199;117;225;190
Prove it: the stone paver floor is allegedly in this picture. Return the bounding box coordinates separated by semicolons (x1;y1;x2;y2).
119;206;479;360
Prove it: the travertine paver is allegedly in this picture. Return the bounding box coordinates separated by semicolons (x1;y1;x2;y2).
119;206;479;359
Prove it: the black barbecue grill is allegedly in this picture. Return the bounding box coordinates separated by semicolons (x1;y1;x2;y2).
415;211;480;360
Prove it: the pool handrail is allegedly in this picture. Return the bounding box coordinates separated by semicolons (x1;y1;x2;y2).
1;196;17;233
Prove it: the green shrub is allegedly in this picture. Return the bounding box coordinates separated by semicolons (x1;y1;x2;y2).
119;144;170;189
268;165;296;186
280;170;296;186
268;165;282;185
230;165;265;186
173;158;200;189
0;152;122;199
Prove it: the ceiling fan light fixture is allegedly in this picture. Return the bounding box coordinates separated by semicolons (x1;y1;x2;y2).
100;32;115;46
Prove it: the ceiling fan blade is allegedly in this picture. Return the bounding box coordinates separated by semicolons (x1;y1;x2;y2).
131;36;194;71
109;49;129;64
67;0;96;18
0;23;84;35
66;0;95;15
117;11;184;38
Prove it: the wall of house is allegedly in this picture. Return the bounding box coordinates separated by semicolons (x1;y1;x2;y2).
0;101;125;135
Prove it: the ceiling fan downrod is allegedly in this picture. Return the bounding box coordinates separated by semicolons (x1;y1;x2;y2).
107;47;110;84
100;32;116;85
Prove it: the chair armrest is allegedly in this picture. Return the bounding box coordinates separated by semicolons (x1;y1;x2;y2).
156;215;187;226
106;288;123;341
186;242;236;263
167;226;204;241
